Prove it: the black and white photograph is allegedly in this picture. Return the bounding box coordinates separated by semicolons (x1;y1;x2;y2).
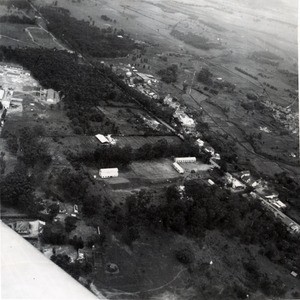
0;0;299;299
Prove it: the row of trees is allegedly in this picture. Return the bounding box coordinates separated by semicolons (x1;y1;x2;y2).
66;138;201;168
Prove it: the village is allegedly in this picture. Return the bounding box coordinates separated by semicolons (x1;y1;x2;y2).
0;0;299;298
1;59;299;263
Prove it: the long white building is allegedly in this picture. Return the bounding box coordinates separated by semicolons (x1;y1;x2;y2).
99;168;119;178
174;157;196;163
173;162;184;174
0;89;5;100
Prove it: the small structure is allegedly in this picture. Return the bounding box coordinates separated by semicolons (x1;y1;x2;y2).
175;157;196;163
231;178;245;190
99;168;119;178
291;271;298;278
177;114;195;128
95;134;109;144
1;99;10;109
204;146;215;155
196;138;204;147
0;89;4;100
208;179;215;186
173;162;184;174
46;89;59;103
264;192;279;200
272;200;287;210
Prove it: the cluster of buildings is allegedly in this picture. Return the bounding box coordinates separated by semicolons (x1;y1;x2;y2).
7;220;46;240
263;98;299;136
172;157;197;174
103;60;300;237
0;64;30;78
115;63;159;99
163;94;195;130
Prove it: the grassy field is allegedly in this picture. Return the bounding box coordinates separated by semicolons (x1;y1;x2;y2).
98;106;171;135
115;135;182;149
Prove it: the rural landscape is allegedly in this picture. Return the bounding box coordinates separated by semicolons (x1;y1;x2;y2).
0;0;299;299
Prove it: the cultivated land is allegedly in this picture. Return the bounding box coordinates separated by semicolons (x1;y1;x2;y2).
0;0;299;299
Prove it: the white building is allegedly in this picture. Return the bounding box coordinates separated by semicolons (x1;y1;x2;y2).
1;99;10;109
173;162;184;174
196;138;204;147
208;179;215;186
95;134;109;144
177;114;195;128
0;89;5;100
46;89;59;103
99;168;119;178
231;178;245;190
175;157;196;163
272;200;287;209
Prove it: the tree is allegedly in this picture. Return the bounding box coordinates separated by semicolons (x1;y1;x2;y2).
65;216;78;233
0;164;34;207
157;64;178;83
197;67;213;85
175;247;195;264
69;235;84;251
57;169;88;203
41;223;67;244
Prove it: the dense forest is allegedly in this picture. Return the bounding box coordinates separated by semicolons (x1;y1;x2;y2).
0;47;177;133
39;6;137;58
0;0;31;10
0;15;35;24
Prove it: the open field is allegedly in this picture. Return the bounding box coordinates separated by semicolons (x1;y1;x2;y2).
115;135;182;149
98;106;171;135
26;27;65;49
92;229;300;299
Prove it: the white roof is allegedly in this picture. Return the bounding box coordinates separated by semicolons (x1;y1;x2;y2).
95;134;109;143
0;89;4;100
208;179;215;185
276;200;286;208
173;162;184;173
99;168;118;173
1;221;102;299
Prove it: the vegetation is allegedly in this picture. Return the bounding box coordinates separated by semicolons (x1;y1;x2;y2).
250;51;282;66
40;6;136;58
0;15;35;24
0;0;31;9
235;67;258;80
0;47;175;133
171;29;222;50
56;168;89;203
175;247;195;264
157;64;178;83
67;138;201;167
51;254;92;280
197;67;213;85
0;163;37;213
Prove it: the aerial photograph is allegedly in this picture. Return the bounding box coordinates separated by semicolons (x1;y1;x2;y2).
0;0;299;299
